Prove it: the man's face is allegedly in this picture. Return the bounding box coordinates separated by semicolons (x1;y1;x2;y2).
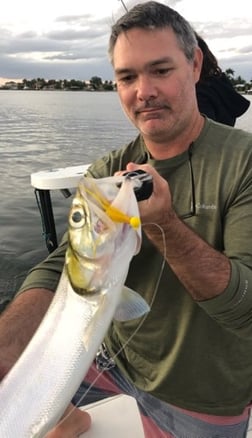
113;27;202;144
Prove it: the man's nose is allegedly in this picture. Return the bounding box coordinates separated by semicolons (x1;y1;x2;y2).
136;75;158;101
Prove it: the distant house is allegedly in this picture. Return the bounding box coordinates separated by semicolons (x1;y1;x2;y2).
235;83;252;94
4;81;18;90
235;83;246;92
85;80;95;91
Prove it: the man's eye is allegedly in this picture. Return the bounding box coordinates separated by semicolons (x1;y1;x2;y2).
119;75;135;83
153;68;171;76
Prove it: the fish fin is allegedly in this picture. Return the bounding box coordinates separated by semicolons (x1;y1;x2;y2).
114;286;150;322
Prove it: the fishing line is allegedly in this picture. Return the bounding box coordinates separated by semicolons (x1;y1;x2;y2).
59;222;166;426
101;222;167;362
118;0;128;12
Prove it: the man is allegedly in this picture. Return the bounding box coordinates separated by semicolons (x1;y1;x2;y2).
1;2;252;437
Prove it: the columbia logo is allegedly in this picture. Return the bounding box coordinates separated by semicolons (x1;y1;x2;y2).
196;203;217;210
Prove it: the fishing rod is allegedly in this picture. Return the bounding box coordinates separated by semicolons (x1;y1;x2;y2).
118;0;128;12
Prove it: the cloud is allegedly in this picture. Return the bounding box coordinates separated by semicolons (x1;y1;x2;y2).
46;28;105;41
195;18;252;39
0;3;252;83
0;12;114;81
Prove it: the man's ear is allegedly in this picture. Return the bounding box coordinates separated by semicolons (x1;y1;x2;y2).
193;47;203;83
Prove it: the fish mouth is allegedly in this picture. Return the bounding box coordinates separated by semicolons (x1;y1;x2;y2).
71;250;109;263
73;243;115;271
66;244;113;296
70;282;101;296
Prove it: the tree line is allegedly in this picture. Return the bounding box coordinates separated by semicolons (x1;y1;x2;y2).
225;69;251;92
1;76;115;91
1;70;252;92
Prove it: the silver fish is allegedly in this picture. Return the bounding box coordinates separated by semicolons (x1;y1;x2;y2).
0;175;149;437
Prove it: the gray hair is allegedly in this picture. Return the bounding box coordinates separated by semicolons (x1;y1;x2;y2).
108;1;197;64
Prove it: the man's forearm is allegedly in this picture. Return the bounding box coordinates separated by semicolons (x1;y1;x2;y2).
0;288;54;379
144;213;231;301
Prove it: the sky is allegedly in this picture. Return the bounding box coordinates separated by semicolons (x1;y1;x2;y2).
1;0;252;85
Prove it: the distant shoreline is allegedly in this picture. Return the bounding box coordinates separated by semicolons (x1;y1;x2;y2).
0;88;116;92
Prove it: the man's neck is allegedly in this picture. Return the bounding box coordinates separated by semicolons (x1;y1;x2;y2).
144;115;205;160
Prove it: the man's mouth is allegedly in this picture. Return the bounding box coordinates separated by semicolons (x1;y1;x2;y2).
135;106;167;120
135;103;170;116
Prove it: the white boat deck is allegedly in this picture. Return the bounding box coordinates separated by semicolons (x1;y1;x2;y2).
81;395;252;437
249;417;252;436
80;395;144;438
31;166;252;437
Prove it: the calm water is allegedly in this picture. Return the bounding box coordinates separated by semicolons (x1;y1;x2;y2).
0;90;252;307
0;90;138;307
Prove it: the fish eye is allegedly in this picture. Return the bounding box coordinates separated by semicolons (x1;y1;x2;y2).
69;207;86;228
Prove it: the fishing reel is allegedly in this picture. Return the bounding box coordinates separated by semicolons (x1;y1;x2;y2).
123;170;153;201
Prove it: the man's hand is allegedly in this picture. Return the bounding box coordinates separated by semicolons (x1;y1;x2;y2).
46;403;91;437
116;162;173;226
117;162;231;302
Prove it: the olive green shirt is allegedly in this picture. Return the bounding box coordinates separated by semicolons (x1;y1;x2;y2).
19;118;252;415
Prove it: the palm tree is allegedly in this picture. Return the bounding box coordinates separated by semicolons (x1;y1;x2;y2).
225;68;235;83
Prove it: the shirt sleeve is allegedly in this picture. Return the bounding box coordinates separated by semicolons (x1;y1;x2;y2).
17;232;68;295
198;154;252;339
198;261;252;338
